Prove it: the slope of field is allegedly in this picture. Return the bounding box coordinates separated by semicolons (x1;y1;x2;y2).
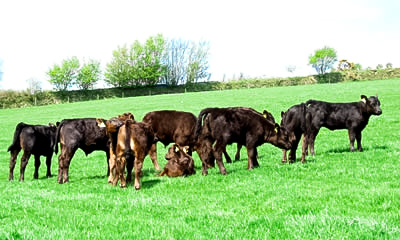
0;79;399;239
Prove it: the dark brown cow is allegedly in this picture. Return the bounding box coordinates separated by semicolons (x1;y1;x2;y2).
194;107;295;175
303;95;382;159
280;103;308;163
113;119;156;189
208;109;276;166
55;118;110;184
159;144;195;177
96;112;135;183
8;122;58;181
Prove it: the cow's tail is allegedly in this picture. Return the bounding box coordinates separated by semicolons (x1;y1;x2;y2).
7;122;26;152
300;103;308;133
194;108;213;142
54;120;65;154
124;120;134;159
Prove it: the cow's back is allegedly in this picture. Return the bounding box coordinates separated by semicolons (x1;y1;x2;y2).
142;110;196;146
59;118;108;154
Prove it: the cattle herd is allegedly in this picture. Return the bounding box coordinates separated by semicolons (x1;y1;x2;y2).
7;95;382;190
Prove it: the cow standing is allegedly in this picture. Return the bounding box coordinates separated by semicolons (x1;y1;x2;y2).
55;118;110;184
159;144;195;177
304;95;382;157
194;107;295;175
113;120;156;190
280;103;308;163
8;122;58;181
96;112;135;183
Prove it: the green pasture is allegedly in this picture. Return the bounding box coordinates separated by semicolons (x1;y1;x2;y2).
1;79;399;239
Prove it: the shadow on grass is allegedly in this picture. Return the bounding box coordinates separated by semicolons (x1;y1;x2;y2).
326;145;389;154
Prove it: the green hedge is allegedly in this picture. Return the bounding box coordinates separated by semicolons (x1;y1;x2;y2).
1;68;399;109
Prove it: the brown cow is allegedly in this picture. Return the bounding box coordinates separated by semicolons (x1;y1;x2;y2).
194;107;295;175
96;112;135;183
159;144;195;177
113;119;156;189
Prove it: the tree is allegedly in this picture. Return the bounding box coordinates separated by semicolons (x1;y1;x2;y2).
163;39;211;85
47;57;80;91
76;59;101;90
309;46;337;74
105;34;166;87
104;45;131;87
26;77;42;94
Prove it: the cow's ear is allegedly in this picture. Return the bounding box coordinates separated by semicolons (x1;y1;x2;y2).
175;145;180;153
281;111;285;118
274;123;279;133
183;146;189;154
96;118;106;128
48;123;55;127
361;95;368;104
263;111;268;118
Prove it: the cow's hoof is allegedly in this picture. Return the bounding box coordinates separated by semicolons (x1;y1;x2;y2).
120;184;126;188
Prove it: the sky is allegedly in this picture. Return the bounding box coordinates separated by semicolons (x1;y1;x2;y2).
0;0;399;90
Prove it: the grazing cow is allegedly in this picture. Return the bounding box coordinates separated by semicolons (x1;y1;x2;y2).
304;95;382;157
280;103;308;163
113;119;156;189
96;112;135;183
194;107;295;175
55;118;110;184
209;109;276;166
159;144;195;177
8;122;58;181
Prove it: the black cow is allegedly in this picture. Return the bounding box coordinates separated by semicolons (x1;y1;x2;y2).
280;103;308;163
194;107;295;175
55;118;110;184
8;122;58;181
304;95;382;157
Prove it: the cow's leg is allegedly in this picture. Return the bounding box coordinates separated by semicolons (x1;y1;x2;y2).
58;146;76;184
282;149;288;163
108;150;116;183
126;153;134;182
213;141;227;175
45;154;52;178
148;143;161;171
252;147;259;167
19;151;31;181
246;147;258;170
223;150;232;163
356;131;363;152
300;135;308;163
289;134;301;163
309;128;319;156
348;129;356;152
235;144;242;161
134;153;144;190
117;154;127;188
105;150;110;177
33;154;41;179
9;149;20;181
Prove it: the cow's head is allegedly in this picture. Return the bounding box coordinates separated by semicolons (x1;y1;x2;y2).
118;112;135;121
96;117;124;134
165;144;191;163
266;123;295;150
361;95;382;116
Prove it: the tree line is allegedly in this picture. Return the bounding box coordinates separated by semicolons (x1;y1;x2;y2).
47;34;211;91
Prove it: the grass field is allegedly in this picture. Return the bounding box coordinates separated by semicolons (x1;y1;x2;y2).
1;79;399;239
